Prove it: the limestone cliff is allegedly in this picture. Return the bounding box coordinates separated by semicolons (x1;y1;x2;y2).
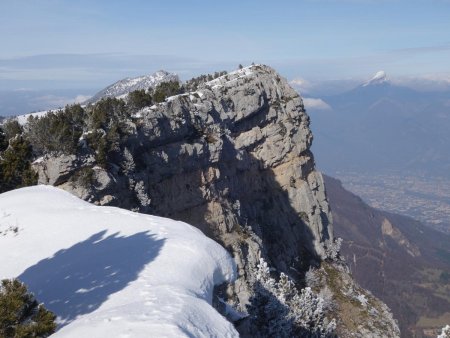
31;65;399;336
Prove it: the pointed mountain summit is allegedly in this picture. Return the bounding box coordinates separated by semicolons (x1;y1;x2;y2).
311;68;450;176
363;70;388;86
84;70;179;104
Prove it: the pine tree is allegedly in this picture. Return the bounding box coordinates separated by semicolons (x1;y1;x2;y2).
2;120;22;141
0;137;37;193
152;81;182;103
0;127;7;152
25;105;85;155
0;279;56;338
127;89;153;112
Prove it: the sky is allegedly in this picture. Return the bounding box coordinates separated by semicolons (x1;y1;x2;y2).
1;0;450;95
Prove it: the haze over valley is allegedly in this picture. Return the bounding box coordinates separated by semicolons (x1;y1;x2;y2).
297;71;450;235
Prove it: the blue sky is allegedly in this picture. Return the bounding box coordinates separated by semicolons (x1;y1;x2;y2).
1;0;450;91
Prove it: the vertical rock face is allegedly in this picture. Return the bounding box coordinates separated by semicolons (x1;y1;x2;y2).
34;65;333;306
32;65;401;336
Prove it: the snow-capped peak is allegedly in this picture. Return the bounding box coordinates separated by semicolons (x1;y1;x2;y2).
363;71;388;86
85;70;179;104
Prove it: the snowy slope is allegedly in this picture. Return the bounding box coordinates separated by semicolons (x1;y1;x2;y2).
14;109;56;125
0;186;238;337
85;70;179;104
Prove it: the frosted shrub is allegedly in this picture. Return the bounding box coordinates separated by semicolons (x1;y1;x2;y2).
318;286;335;311
290;287;336;337
248;258;335;337
121;147;135;174
248;259;292;337
438;325;450;338
305;267;321;288
135;180;151;207
324;238;343;261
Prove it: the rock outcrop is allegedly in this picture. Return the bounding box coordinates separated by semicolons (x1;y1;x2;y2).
32;65;399;336
36;64;331;296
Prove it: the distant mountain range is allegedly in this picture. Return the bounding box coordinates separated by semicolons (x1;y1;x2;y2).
0;89;92;118
0;71;179;117
307;71;450;177
84;70;179;104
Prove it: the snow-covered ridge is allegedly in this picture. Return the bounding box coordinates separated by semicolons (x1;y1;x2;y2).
85;70;179;104
15;109;59;125
130;66;258;116
0;186;237;337
204;65;259;90
9;70;179;125
363;70;388;86
11;66;261;125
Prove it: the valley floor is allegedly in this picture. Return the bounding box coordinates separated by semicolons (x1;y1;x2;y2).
334;171;450;234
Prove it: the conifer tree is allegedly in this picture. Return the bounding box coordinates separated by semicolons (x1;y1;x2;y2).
0;279;56;338
0;137;37;193
0;126;7;152
152;81;182;103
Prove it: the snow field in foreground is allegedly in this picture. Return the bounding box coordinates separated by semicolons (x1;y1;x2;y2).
0;185;238;337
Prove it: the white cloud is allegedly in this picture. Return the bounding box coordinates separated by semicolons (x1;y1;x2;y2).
391;74;450;91
303;98;332;111
31;94;92;109
289;78;313;94
74;95;91;103
32;95;70;108
290;78;310;87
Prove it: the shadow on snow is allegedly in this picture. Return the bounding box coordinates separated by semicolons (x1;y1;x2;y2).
19;230;164;327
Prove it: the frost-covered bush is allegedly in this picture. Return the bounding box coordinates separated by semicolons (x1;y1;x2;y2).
318;286;335;311
355;293;368;307
293;287;336;337
324;238;343;261
121;147;136;175
305;267;321;289
248;258;336;337
248;259;292;337
438;325;450;338
135;180;151;207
